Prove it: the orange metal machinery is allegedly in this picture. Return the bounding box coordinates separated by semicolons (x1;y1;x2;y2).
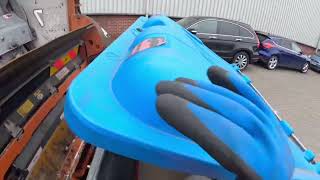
0;1;108;179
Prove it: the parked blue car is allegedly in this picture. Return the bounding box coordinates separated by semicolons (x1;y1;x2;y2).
256;31;310;73
310;54;320;72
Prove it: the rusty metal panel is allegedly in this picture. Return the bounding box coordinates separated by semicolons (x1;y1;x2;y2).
27;120;75;180
57;138;86;180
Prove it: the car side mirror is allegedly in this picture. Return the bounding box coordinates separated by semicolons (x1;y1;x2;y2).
189;29;198;34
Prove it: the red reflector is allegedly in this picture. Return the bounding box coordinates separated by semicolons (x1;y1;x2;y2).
53;59;64;69
262;42;274;49
68;50;77;59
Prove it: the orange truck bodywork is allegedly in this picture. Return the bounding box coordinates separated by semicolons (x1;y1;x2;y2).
0;0;106;179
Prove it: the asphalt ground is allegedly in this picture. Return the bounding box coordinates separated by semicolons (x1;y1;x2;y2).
244;62;320;157
139;62;320;180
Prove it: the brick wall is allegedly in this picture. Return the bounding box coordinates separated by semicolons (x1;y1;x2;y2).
90;15;316;55
90;15;139;40
90;15;181;40
297;43;316;55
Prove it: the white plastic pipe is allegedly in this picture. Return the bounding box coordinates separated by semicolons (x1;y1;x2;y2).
145;0;150;17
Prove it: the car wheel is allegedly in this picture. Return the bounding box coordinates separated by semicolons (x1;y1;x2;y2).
233;51;249;70
301;62;309;73
267;56;278;70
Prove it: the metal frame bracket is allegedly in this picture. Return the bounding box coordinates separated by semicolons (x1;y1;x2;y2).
46;82;57;95
3;120;23;138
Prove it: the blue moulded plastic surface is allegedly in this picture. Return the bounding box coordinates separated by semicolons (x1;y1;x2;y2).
64;16;319;179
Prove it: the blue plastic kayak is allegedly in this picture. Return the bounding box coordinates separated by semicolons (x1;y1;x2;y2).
64;16;320;179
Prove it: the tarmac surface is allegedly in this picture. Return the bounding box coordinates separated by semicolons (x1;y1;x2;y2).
244;63;320;157
140;63;320;180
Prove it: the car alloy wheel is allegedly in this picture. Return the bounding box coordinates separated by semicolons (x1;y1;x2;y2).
268;56;278;70
301;63;309;73
233;52;249;70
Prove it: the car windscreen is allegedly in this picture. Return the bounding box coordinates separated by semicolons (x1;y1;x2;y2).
177;17;197;28
311;55;320;61
291;42;302;53
270;37;282;45
256;33;270;42
190;20;218;34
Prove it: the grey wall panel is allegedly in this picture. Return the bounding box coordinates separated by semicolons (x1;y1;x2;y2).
80;0;320;47
81;0;146;15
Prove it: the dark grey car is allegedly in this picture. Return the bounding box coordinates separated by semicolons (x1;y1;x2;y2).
310;54;320;72
178;16;260;70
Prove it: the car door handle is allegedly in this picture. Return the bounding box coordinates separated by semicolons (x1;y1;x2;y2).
208;36;217;39
235;38;242;42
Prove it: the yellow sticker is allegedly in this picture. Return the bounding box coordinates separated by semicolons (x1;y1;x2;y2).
74;46;79;53
50;67;58;76
62;55;71;64
17;100;34;118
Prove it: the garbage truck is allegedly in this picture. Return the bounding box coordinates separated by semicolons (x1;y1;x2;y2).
0;0;108;179
1;0;320;179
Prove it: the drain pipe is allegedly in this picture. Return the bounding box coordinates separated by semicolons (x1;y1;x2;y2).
145;0;150;18
316;33;320;54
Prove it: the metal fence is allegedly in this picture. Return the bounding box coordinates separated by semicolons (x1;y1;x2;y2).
80;0;320;48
